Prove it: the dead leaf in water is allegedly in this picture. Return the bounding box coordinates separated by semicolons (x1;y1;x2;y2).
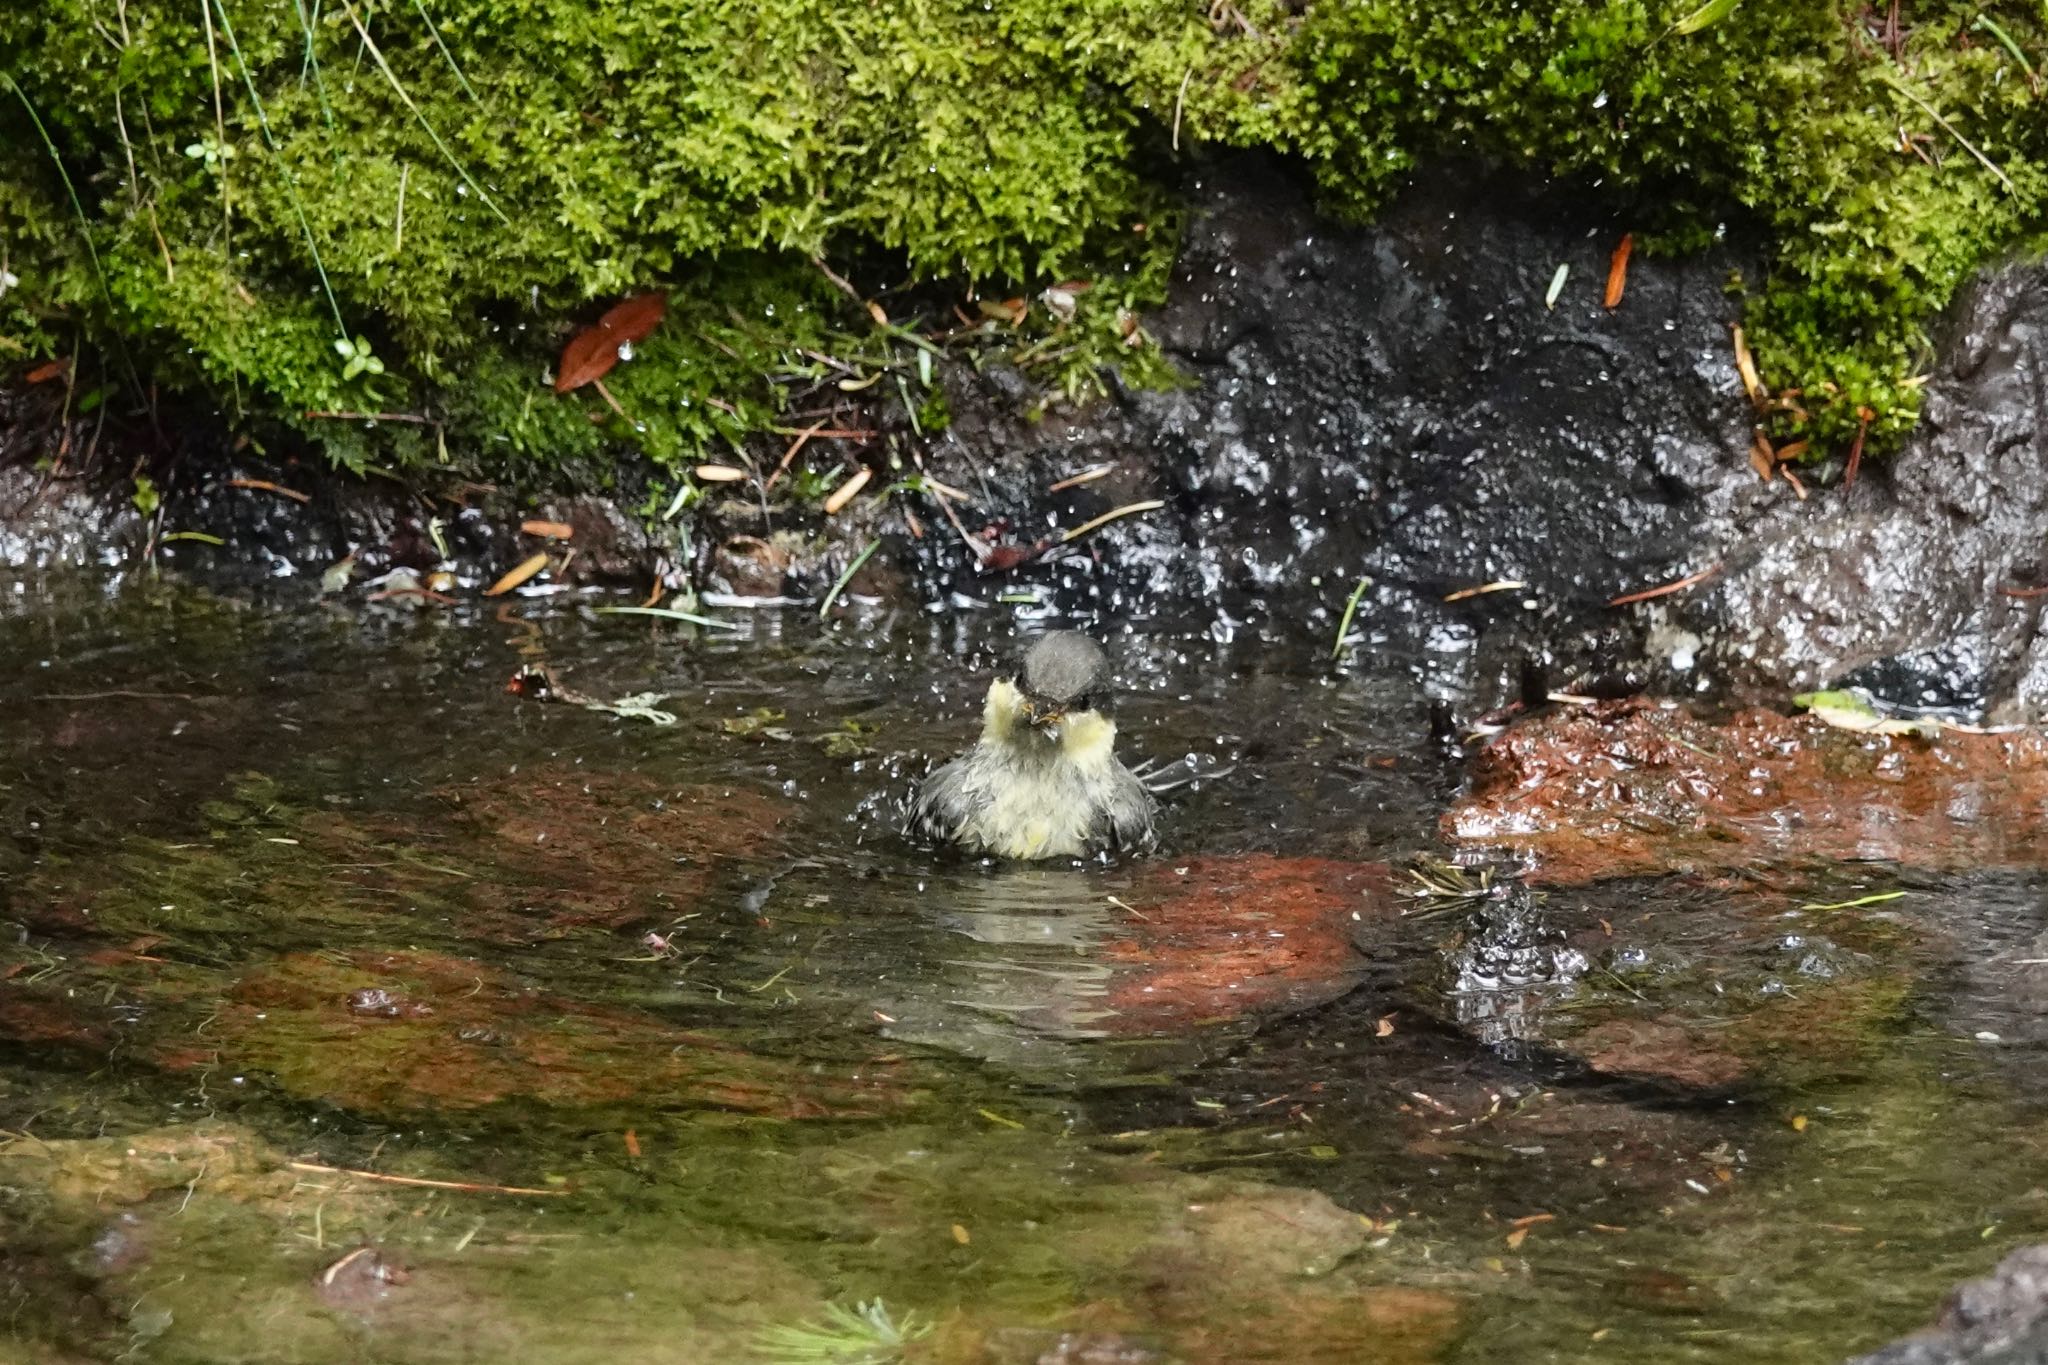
978;540;1048;573
555;292;667;394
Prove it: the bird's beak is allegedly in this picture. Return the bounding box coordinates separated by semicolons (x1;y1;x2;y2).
1022;699;1065;732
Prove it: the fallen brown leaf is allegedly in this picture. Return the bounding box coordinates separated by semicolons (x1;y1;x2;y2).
555;293;667;394
1749;431;1776;482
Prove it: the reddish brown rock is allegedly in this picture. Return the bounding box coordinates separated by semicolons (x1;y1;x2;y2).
297;766;789;944
181;950;911;1119
1097;856;1391;1033
1445;699;2048;882
1570;1017;1749;1090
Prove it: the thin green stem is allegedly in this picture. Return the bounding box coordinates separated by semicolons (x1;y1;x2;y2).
1331;575;1372;661
1973;14;2038;86
818;539;881;618
339;0;510;225
199;0;231;249
295;0;341;142
213;0;349;336
1878;68;2017;194
411;0;480;101
0;73;136;384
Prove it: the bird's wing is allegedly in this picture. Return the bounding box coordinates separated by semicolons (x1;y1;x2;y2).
1101;765;1161;853
905;755;977;843
1128;752;1235;796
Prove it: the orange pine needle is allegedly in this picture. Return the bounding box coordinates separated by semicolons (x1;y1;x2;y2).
1607;563;1723;607
228;478;312;504
1603;233;1633;310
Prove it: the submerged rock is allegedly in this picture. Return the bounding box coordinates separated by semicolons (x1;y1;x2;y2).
1098;855;1390;1033
187;950;913;1119
1852;1245;2048;1364
1446;699;2048;882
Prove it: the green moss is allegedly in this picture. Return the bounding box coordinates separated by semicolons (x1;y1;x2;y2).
3;0;2045;476
0;0;1225;477
1282;0;2048;449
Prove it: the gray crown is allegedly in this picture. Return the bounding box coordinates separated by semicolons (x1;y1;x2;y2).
1018;631;1112;707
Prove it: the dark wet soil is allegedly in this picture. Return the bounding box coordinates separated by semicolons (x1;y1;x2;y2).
5;580;2048;1363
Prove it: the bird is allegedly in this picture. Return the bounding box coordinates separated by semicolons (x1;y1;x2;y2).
906;631;1158;860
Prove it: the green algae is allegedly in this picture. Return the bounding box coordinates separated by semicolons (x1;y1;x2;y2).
5;1;2045;479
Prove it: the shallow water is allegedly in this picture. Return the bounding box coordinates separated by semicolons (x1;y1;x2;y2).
4;576;2047;1363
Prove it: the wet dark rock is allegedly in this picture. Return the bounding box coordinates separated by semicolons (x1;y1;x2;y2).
1709;266;2048;720
918;157;1760;706
527;495;660;583
1853;1244;2048;1364
13;156;2048;714
1446;699;2048;881
0;466;142;572
707;532;796;597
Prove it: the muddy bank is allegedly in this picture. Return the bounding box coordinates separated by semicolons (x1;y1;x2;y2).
10;155;2048;714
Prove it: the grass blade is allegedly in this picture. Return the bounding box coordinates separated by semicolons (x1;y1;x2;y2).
1672;0;1740;36
1331;575;1373;661
214;0;349;336
411;0;480;101
818;538;881;618
338;0;511;224
592;605;740;630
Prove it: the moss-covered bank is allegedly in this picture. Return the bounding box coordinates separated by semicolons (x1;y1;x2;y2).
3;0;2046;486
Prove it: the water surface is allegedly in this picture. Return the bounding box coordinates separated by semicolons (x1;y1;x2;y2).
4;577;2045;1362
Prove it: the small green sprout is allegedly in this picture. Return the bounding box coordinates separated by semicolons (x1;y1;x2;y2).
334;335;386;381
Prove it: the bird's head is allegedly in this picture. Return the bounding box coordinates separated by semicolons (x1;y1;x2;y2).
981;631;1116;751
1014;631;1111;734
